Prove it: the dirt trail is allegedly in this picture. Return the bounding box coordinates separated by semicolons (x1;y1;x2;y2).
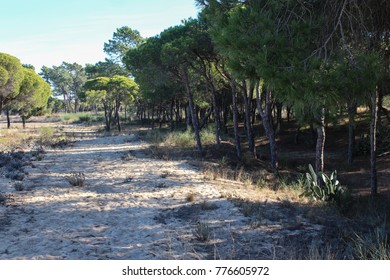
0;126;322;260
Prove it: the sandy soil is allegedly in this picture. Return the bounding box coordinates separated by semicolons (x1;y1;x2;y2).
0;125;323;260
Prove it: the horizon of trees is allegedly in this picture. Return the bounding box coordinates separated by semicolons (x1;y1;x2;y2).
1;0;388;196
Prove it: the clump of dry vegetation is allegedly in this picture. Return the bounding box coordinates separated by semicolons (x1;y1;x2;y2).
65;172;86;187
193;221;212;242
186;192;196;202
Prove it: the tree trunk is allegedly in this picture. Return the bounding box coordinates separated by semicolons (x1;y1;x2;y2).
75;95;79;113
211;86;221;146
315;107;326;175
347;103;357;165
232;79;242;160
181;68;203;156
256;84;278;172
6;109;11;129
294;126;301;145
242;81;255;156
103;105;111;131
370;88;378;196
186;104;192;130
22;116;26;129
170;98;175;131
287;106;292;122
63;93;68;114
276;102;283;134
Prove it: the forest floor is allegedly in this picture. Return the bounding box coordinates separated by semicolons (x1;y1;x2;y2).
0;115;389;260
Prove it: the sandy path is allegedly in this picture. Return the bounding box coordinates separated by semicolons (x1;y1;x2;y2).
0;126;324;260
0;127;253;260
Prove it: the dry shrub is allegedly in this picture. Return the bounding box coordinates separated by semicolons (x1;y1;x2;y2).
65;172;86;187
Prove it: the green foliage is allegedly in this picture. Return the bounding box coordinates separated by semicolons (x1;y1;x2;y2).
10;67;51;121
0;52;24;109
104;26;145;63
383;96;390;107
301;164;347;203
85;60;128;78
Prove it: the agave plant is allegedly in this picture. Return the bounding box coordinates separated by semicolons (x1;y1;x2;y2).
301;164;345;202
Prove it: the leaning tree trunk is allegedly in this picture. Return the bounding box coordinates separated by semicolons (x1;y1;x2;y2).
315;107;326;176
181;68;203;156
370;87;378;196
256;85;278;173
231;79;242;160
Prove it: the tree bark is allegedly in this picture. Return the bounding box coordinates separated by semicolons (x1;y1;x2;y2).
256;84;278;172
242;81;255;156
370;88;378;196
6;109;11;129
170;98;175;131
211;85;221;146
315;107;326;175
63;92;68;114
231;79;242;160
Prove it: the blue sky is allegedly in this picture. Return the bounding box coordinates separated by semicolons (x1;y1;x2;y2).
0;0;199;71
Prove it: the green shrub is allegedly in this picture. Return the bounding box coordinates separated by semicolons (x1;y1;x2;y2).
77;114;92;123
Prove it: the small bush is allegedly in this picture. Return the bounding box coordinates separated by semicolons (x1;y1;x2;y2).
14;182;25;192
186;192;196;202
200;201;219;211
0;193;7;205
6;160;23;172
37;127;55;146
145;129;164;144
6;171;25;181
77;114;92;123
0;153;11;167
65;172;86;187
193;222;212;242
